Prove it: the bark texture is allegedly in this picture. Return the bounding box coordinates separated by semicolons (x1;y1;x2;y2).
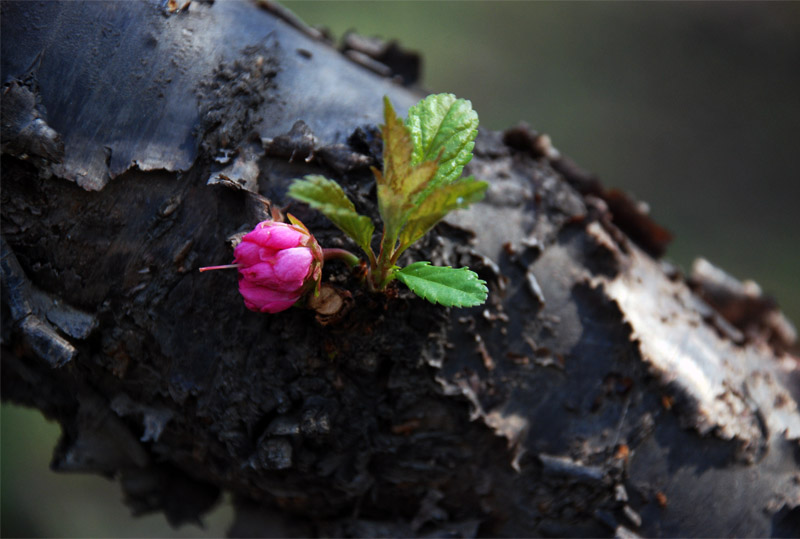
2;1;799;537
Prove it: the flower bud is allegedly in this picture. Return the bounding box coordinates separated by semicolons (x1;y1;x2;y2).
233;218;323;313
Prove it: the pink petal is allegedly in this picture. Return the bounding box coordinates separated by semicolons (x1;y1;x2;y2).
246;222;306;250
233;240;262;266
257;246;280;262
238;262;276;285
238;280;299;313
273;247;312;286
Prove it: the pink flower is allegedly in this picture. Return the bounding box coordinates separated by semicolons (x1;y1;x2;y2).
201;217;323;313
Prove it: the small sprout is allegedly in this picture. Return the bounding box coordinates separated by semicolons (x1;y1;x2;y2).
288;93;489;308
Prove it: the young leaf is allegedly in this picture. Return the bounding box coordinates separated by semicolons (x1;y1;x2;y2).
406;93;479;190
287;175;375;255
377;98;439;232
395;262;488;307
396;176;488;256
380;97;414;193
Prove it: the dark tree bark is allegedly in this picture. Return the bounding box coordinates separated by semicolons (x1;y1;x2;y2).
2;2;799;537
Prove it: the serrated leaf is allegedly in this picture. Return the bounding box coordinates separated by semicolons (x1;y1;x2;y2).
380;97;439;196
287;175;375;255
395;262;488;307
406;93;479;191
396;176;488;254
377;97;440;248
380;97;412;193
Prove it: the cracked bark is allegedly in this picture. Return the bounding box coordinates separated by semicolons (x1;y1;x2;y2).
2;1;799;537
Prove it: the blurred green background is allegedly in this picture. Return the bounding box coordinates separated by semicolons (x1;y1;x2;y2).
3;1;798;536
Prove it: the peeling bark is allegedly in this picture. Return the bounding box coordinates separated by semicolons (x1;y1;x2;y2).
2;1;798;537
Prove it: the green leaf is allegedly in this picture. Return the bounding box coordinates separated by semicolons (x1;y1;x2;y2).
287;175;375;255
406;93;479;191
395;262;488;308
396;176;488;255
380;97;414;193
377;97;439;234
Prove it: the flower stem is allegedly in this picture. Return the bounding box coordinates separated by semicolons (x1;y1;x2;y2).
322;248;360;268
198;264;240;272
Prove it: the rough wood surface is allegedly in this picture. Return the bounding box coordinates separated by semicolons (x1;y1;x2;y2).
2;1;798;537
